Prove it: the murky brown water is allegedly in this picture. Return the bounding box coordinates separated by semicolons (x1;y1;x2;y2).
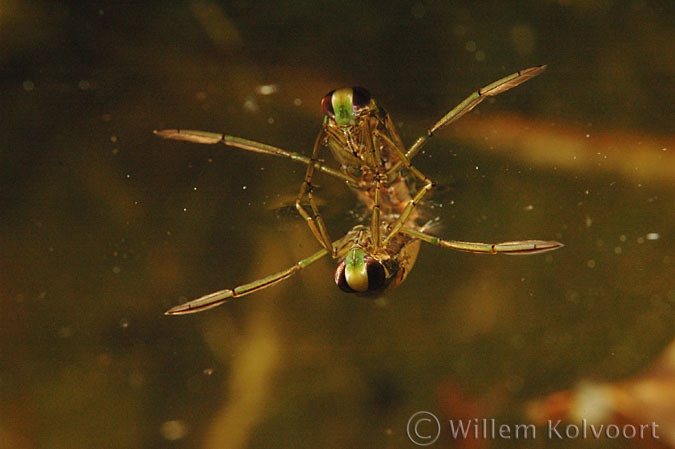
1;2;672;448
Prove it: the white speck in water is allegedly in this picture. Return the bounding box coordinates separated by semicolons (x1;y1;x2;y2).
524;204;534;211
267;117;275;124
255;84;279;96
586;259;596;268
160;420;189;441
614;246;622;255
242;185;247;190
119;318;129;328
203;368;214;375
585;216;593;228
586;134;590;138
646;232;660;240
243;96;258;113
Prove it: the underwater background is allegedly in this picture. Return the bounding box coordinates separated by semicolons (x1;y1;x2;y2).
1;1;673;448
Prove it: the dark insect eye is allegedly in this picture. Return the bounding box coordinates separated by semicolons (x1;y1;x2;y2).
351;87;371;110
334;255;386;293
321;90;336;117
364;257;386;290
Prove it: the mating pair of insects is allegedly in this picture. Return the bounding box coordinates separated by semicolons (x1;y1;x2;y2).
156;65;563;315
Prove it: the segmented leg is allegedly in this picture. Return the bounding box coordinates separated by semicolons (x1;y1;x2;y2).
295;131;338;254
392;65;546;170
153;129;354;184
374;131;435;246
382;182;434;246
401;226;564;255
165;227;362;315
367;119;385;249
376;66;546;245
164;246;331;315
155;128;359;255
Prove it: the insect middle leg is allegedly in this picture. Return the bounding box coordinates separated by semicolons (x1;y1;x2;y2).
373;132;436;246
401;226;564;255
295;132;345;256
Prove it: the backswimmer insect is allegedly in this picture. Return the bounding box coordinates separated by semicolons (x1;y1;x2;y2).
155;65;562;315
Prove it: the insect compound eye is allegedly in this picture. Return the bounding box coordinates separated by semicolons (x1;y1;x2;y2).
334;248;387;293
363;256;386;290
321;87;372;126
334;259;356;293
350;86;371;111
321;90;337;117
